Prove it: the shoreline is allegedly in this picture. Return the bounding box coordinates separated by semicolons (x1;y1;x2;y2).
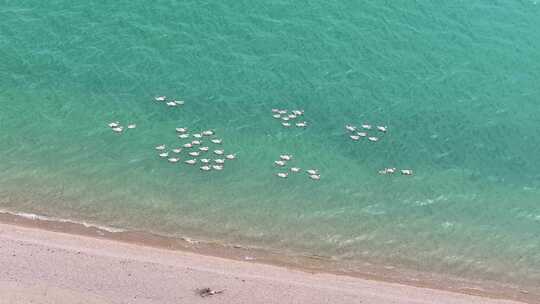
0;209;535;303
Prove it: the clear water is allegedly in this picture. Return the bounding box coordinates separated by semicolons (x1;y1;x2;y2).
1;0;540;290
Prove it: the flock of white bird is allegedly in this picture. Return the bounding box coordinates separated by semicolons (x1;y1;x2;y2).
345;123;387;142
153;96;236;171
107;121;136;134
273;154;321;180
154;126;236;171
270;108;321;180
108;96;413;178
154;95;185;107
345;123;413;176
108;96;236;172
271;108;308;128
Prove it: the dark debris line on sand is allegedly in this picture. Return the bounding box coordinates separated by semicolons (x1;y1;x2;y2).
196;288;225;298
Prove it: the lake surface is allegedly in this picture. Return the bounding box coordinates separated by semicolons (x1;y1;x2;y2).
1;0;539;292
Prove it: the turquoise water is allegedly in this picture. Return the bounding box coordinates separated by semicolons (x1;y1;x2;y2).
1;0;540;291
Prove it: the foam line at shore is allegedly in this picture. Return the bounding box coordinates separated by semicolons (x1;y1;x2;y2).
0;209;126;233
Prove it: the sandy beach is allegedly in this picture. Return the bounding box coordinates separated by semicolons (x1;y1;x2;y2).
0;222;528;304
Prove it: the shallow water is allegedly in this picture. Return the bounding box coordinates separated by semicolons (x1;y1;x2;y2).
1;0;540;291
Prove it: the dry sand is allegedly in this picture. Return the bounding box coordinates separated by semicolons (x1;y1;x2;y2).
0;223;527;304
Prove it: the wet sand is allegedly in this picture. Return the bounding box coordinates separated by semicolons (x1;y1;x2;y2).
0;222;528;304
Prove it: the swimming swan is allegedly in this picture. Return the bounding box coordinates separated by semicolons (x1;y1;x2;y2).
280;154;293;161
176;127;188;133
345;124;357;132
274;160;287;166
401;169;413;176
184;159;197;165
309;174;321;180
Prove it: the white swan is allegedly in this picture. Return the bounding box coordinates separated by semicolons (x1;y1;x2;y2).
212;165;224;171
211;138;222;144
280;154;292;161
276;172;289;178
214;149;224;155
278;110;287;115
166;101;177;107
362;124;372;130
184;159;197;165
292;110;304;116
309;174;321;180
200;165;211;171
108;121;120;128
295;121;307;128
176;127;188;133
272;114;281;119
155;145;166;151
271;108;280;113
225;154;236;160
368;136;379;142
112;127;123;133
288;114;297;119
376;126;387;132
183;143;193;148
172;148;182;154
282;122;291;127
154;96;166;101
290;167;301;173
178;134;190;139
357;132;367;137
350;135;360;141
191;140;201;145
274;160;287;166
202;130;214;136
168;157;180;163
306;169;319;175
193;133;202;138
173;100;185;105
189;151;200;157
378;168;396;175
159;152;169;158
214;159;225;164
401;169;413;176
281;116;290;121
345;124;357;132
199;146;209;152
127;124;136;129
